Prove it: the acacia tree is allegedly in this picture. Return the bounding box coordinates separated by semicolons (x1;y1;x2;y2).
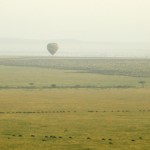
139;81;146;88
51;84;56;88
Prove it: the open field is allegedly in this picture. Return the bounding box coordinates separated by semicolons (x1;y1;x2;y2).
0;89;150;150
0;57;150;78
0;57;150;149
0;57;150;89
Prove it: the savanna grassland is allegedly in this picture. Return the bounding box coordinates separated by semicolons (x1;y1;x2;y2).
0;57;150;150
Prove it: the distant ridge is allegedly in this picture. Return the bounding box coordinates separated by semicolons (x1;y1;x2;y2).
0;37;150;58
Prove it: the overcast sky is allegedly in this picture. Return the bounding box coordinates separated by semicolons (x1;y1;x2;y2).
0;0;150;42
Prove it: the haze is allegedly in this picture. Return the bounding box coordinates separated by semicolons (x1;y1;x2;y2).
0;0;150;57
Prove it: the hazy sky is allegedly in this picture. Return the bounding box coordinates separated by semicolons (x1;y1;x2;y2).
0;0;150;42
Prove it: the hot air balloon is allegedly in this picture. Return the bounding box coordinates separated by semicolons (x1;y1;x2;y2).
47;43;59;55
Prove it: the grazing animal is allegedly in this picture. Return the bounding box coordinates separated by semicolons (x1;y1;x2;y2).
50;136;56;138
64;130;68;132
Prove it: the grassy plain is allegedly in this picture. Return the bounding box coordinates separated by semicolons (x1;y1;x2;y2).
0;57;150;150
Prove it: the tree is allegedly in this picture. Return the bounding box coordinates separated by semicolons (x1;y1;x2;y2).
139;81;146;88
51;84;56;88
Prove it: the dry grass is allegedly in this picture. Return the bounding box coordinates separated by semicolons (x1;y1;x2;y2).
0;58;150;149
0;89;150;150
0;66;150;88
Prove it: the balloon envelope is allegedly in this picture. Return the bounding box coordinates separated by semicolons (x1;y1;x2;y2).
47;43;59;55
